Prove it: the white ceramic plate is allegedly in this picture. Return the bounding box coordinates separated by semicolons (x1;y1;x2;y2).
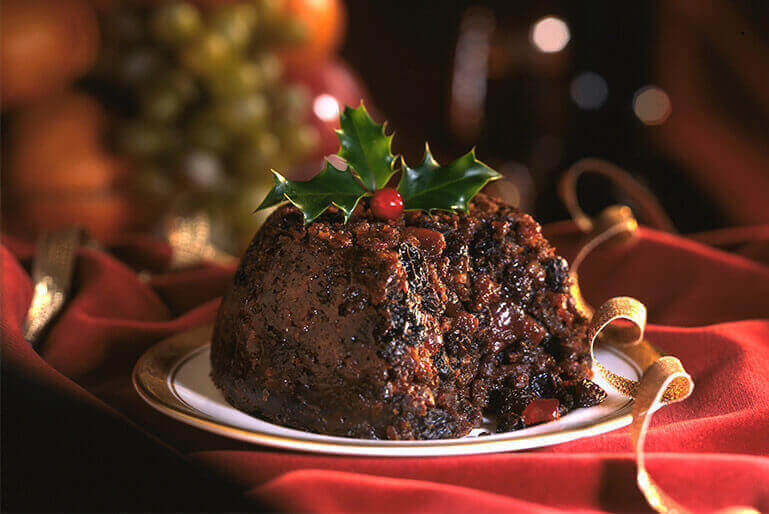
134;325;639;456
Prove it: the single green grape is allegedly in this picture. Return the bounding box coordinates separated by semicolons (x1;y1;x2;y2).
279;123;320;157
141;84;185;124
160;68;200;103
117;121;180;159
185;115;232;154
117;46;165;85
276;84;310;121
213;93;270;132
152;2;202;46
182;31;234;75
252;53;283;84
248;130;281;159
210;4;259;51
205;59;263;98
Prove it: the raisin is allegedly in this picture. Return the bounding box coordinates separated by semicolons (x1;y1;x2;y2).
496;413;524;432
432;349;454;379
529;372;557;398
379;294;422;364
278;210;304;229
495;388;533;416
557;389;575;411
572;379;607;408
503;266;535;305
418;409;457;439
398;241;442;315
421;290;441;315
444;330;471;357
544;257;569;292
399;242;427;289
540;335;561;360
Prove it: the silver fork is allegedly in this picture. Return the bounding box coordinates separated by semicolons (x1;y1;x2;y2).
22;226;83;351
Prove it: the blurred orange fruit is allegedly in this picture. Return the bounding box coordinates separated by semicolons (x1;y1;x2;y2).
279;0;345;67
8;93;121;192
5;92;149;240
0;0;99;108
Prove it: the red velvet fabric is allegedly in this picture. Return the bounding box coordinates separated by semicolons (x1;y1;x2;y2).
2;225;769;513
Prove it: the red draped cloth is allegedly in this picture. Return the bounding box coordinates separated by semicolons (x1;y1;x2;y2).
2;224;769;513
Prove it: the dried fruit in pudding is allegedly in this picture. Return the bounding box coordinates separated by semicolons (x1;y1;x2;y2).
210;104;605;439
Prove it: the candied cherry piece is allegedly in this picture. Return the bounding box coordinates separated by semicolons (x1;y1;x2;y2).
403;226;445;257
371;187;403;220
522;398;561;426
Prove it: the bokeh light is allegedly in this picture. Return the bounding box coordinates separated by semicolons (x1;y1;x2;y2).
633;86;672;125
530;16;570;53
570;72;608;110
313;93;340;122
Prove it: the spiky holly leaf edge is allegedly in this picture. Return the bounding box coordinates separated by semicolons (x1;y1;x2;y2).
335;102;397;191
256;159;369;223
397;144;502;213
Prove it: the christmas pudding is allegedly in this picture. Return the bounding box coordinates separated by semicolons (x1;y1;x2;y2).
211;105;605;439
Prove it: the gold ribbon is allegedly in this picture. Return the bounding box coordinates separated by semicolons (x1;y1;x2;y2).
562;162;757;512
583;294;694;513
557;158;677;234
578;281;758;514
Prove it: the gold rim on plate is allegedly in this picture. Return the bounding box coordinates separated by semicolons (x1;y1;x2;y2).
133;323;641;456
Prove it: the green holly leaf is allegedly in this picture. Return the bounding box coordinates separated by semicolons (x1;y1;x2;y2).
255;160;368;223
255;175;288;211
397;145;502;213
336;103;396;191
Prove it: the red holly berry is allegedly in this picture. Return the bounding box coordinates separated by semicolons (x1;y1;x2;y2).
370;187;403;220
522;398;561;426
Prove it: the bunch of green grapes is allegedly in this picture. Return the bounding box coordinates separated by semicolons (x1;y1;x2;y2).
94;1;320;250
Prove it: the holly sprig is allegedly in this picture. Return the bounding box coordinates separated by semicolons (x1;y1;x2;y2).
256;103;501;223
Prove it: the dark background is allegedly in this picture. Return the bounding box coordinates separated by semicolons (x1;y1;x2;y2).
340;0;766;233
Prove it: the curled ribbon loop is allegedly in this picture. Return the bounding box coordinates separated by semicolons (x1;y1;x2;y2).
588;297;695;513
588;297;648;398
558;158;677;234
